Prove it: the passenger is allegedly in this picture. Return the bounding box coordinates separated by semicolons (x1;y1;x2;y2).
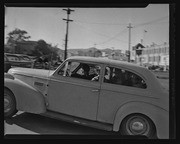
104;67;110;83
110;68;124;85
131;75;143;88
91;67;100;81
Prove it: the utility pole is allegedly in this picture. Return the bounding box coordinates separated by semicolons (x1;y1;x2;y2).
93;43;96;57
63;8;74;60
127;23;133;62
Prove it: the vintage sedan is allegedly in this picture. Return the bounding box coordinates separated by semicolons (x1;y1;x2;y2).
4;56;169;139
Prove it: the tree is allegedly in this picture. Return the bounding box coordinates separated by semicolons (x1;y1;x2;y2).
6;28;31;53
94;50;102;57
6;28;31;43
32;40;51;57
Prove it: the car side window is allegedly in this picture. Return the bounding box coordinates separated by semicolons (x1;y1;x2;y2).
58;61;101;82
104;66;147;89
7;56;20;61
4;55;8;61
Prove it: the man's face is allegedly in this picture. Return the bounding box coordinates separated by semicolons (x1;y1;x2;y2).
83;69;89;75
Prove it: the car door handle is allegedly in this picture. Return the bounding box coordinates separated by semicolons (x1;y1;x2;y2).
91;89;99;92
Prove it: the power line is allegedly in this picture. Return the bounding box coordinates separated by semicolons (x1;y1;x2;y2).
133;15;169;28
71;16;168;50
74;15;168;27
96;28;128;45
73;20;127;26
74;22;128;44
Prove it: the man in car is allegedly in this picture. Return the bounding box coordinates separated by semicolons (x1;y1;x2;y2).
110;68;124;85
81;64;92;80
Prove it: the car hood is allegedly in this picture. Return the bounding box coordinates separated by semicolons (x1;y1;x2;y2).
8;67;55;78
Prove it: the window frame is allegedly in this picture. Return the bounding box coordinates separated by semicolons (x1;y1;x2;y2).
55;60;103;83
102;64;147;89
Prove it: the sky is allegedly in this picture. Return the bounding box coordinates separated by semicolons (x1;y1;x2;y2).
5;4;169;52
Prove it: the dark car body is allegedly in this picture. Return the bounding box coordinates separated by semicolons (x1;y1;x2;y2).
4;54;12;73
4;53;33;69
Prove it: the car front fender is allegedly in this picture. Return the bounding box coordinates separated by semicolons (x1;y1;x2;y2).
113;101;169;139
4;75;46;114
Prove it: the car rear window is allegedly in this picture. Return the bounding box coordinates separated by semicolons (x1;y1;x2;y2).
104;66;147;89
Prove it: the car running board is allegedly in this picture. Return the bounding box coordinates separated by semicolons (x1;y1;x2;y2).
41;110;113;131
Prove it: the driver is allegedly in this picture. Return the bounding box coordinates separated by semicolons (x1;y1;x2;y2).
81;64;91;80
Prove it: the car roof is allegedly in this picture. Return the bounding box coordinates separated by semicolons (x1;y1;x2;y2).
67;56;146;70
5;53;20;57
66;56;157;83
5;53;28;57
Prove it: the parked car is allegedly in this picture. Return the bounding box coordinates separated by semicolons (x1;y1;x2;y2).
4;54;12;73
4;56;169;139
4;53;34;68
15;54;32;62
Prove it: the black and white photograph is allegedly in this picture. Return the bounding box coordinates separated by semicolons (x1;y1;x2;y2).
4;3;175;139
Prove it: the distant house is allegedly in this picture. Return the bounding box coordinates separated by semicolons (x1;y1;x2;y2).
132;43;145;62
132;43;145;50
68;47;102;58
132;42;169;68
140;43;169;67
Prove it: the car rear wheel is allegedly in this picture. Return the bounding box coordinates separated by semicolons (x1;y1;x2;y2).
120;114;156;139
4;89;17;118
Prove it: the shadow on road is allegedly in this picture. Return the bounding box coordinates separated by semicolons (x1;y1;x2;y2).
5;112;115;135
4;112;148;139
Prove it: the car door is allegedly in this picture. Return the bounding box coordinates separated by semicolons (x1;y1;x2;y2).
47;60;102;120
97;65;148;124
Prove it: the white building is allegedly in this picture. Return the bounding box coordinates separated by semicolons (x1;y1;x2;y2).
135;43;169;68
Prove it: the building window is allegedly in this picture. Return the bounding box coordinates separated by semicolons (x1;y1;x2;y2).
142;51;144;55
165;47;169;54
152;49;154;54
155;48;159;54
162;47;166;54
150;49;152;54
160;48;164;54
146;50;149;54
153;56;156;62
158;56;161;62
144;50;147;55
154;49;157;54
155;56;160;62
159;47;161;53
149;56;151;62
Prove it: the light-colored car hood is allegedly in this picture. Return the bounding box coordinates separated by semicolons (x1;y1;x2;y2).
7;67;55;95
8;67;55;78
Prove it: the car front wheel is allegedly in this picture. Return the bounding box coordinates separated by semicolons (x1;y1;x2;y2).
120;114;156;139
4;89;17;118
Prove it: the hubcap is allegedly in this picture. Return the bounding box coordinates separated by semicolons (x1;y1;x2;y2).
126;116;149;135
4;96;11;113
131;121;144;131
4;98;10;107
